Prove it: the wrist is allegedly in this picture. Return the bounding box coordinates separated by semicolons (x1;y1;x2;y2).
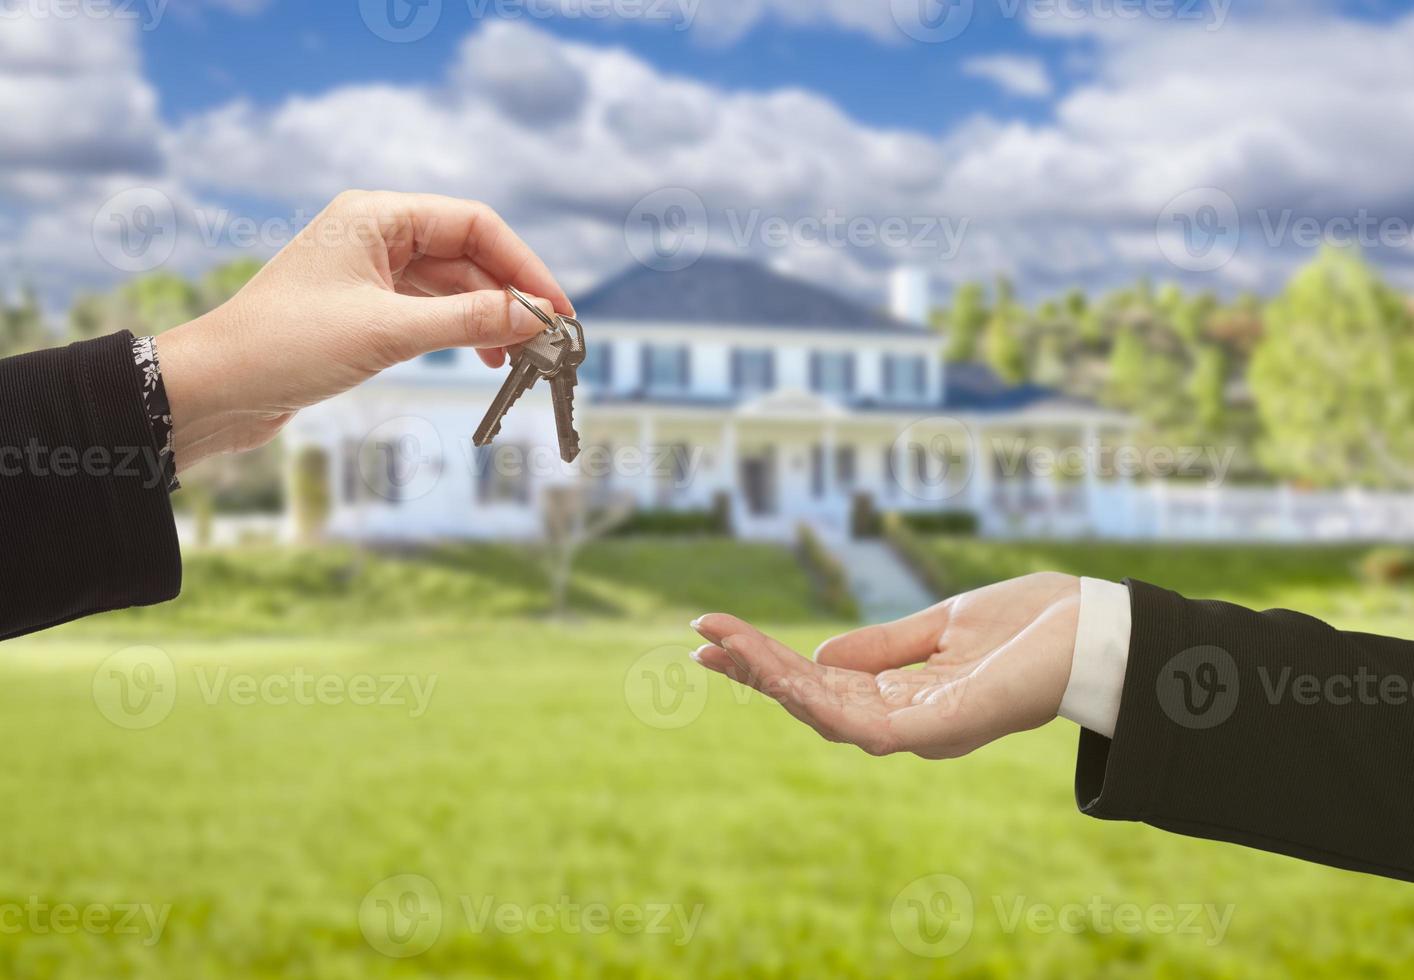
155;306;257;472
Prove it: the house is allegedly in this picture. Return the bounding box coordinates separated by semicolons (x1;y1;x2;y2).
283;257;1134;543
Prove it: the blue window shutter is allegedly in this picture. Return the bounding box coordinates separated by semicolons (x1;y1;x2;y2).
845;354;856;394
602;343;614;387
640;345;652;390
679;347;690;388
809;353;820;391
766;351;776;388
730;350;740;391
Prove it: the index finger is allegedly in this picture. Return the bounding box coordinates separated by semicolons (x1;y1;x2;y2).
373;192;574;317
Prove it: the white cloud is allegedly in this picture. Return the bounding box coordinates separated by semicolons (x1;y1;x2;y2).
11;7;1414;309
0;12;164;177
961;55;1053;98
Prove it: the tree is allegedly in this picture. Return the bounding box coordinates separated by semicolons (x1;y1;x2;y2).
984;277;1027;384
1250;247;1414;488
541;485;635;618
1188;344;1227;436
0;283;46;356
944;281;988;362
120;272;199;334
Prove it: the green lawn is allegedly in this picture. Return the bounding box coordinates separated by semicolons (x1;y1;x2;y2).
2;540;1412;978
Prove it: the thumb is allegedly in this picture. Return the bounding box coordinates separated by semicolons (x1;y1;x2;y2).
386;288;554;359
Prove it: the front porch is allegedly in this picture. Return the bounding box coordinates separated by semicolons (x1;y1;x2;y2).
584;391;1134;542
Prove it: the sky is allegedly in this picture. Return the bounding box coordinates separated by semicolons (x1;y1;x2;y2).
3;0;1414;312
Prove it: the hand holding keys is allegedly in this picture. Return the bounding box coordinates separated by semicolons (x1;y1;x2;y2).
473;285;586;463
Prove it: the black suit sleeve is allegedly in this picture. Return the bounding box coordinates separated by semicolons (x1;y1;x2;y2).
1076;578;1414;882
0;331;182;640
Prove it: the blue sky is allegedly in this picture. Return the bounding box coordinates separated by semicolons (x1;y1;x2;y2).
144;2;1065;131
5;0;1414;309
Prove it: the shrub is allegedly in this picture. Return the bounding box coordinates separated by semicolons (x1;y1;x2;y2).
795;524;859;620
882;513;949;598
1360;547;1414;586
850;492;881;538
900;511;979;536
610;508;728;537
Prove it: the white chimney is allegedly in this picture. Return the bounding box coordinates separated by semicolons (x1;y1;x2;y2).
889;266;930;326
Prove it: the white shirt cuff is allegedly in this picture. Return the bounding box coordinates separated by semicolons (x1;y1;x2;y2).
1058;577;1132;739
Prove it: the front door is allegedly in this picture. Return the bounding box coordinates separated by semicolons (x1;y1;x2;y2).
740;449;777;516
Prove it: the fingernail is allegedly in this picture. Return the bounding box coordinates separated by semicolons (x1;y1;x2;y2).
511;296;552;336
689;648;704;664
690;616;704;631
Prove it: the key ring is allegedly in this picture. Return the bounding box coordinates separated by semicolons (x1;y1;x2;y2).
505;284;559;330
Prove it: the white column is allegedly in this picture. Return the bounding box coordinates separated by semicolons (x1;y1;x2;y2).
891;427;909;507
1082;422;1100;534
638;413;656;506
970;423;992;516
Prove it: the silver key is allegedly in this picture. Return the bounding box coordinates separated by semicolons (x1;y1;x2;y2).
548;316;586;463
473;286;588;463
472;325;568;448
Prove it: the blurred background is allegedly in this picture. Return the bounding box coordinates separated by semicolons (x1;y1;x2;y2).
4;0;1414;976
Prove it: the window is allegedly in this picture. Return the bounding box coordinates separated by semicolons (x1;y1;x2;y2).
883;355;928;402
422;348;456;366
731;349;775;393
581;343;612;388
810;352;855;398
643;345;690;391
474;445;531;505
810;445;825;499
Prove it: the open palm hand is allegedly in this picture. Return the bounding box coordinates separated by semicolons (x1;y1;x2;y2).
691;573;1080;759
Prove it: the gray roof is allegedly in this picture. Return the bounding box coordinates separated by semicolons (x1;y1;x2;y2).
576;256;930;335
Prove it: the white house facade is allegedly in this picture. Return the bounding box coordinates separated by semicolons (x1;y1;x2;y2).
282;258;1142;543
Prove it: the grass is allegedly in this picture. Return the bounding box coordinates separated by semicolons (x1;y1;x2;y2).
67;540;825;639
915;538;1414;636
2;539;1413;977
